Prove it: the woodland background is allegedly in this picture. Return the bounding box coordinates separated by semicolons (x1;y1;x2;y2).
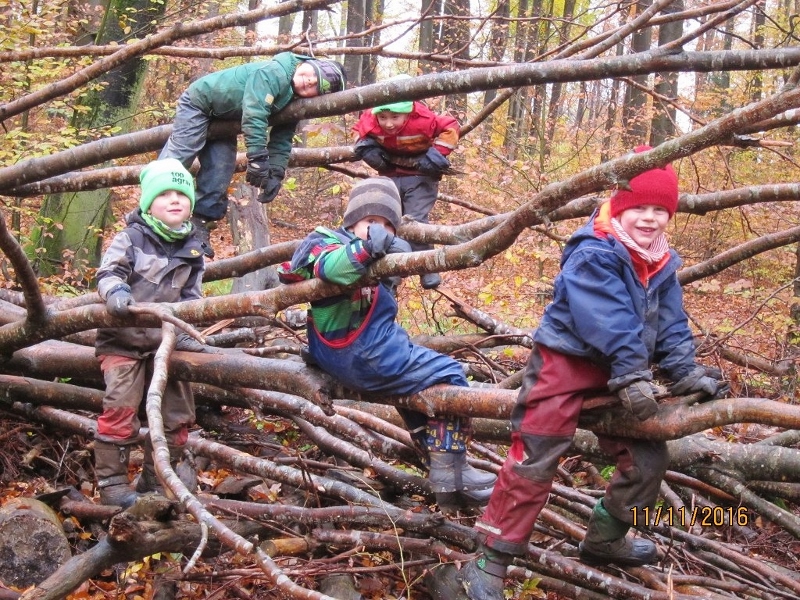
1;0;800;599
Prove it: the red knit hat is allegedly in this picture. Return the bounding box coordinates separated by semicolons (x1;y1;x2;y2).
610;145;679;218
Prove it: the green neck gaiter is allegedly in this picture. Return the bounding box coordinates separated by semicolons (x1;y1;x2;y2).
141;213;192;242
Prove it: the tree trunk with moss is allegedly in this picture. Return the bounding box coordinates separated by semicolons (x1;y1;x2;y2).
29;0;164;278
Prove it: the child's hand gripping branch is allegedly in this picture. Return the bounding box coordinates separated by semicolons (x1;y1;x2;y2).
416;146;451;176
353;138;391;173
363;223;395;259
106;284;135;318
245;149;286;204
670;365;729;399
612;377;661;421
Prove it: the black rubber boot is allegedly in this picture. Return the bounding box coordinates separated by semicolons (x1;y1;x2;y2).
579;499;658;567
429;451;496;512
461;544;512;600
94;441;139;508
420;272;442;289
426;543;511;600
190;215;215;258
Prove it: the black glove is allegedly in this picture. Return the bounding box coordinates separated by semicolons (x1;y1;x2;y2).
671;365;727;399
257;166;286;203
363;223;395;259
354;138;391;172
106;284;134;318
246;150;271;188
387;236;412;254
381;237;412;293
175;333;206;352
175;333;232;354
616;380;660;421
416;147;450;175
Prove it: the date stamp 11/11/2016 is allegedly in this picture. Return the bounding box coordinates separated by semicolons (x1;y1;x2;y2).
631;505;750;528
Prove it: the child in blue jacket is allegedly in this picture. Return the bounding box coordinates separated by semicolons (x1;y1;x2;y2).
279;177;495;511
454;147;727;599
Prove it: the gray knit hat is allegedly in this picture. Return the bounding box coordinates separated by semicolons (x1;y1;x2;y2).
343;177;402;230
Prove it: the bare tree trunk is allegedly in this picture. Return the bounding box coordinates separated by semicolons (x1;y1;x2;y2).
544;0;575;156
29;0;164;278
229;184;279;297
418;0;436;73
441;0;471;114
650;0;684;146
480;0;510;141
622;0;653;148
344;0;366;86
362;0;382;85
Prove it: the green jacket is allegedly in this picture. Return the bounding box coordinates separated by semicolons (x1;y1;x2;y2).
186;52;307;167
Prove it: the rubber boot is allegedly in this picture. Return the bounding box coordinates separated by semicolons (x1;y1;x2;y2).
428;451;496;512
135;441;198;495
579;499;657;567
420;272;442;289
190;215;215;258
426;542;511;600
94;441;139;508
461;543;513;600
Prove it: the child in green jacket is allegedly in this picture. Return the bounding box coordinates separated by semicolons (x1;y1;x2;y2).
160;53;345;257
279;177;495;511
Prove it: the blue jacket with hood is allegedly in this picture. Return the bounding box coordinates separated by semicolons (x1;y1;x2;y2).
533;209;697;384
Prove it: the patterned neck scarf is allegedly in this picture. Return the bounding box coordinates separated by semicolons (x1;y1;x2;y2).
610;217;669;264
141;213;192;242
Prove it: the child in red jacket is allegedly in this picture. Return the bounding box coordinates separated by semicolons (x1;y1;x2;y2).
352;76;460;289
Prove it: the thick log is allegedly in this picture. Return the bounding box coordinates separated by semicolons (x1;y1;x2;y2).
19;513;268;600
0;498;72;588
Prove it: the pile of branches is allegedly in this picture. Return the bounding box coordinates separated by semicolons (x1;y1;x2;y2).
1;208;800;600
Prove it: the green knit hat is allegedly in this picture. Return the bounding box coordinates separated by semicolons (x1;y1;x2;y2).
373;74;414;114
139;158;195;213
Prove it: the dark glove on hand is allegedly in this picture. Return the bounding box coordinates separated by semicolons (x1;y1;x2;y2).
363;223;395;259
246;150;271;188
416;146;450;175
617;380;659;421
257;166;286;203
176;333;230;354
106;284;134;318
671;366;726;399
387;236;412;254
175;334;206;353
354;138;391;172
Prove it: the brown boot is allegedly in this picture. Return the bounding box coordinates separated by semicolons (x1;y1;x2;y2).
94;441;138;508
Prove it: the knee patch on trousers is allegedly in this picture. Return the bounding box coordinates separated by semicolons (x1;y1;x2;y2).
511;433;573;482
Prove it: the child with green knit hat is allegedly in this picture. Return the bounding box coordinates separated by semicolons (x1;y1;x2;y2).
92;158;206;507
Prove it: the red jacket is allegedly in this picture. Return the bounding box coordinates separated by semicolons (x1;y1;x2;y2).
352;101;459;175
